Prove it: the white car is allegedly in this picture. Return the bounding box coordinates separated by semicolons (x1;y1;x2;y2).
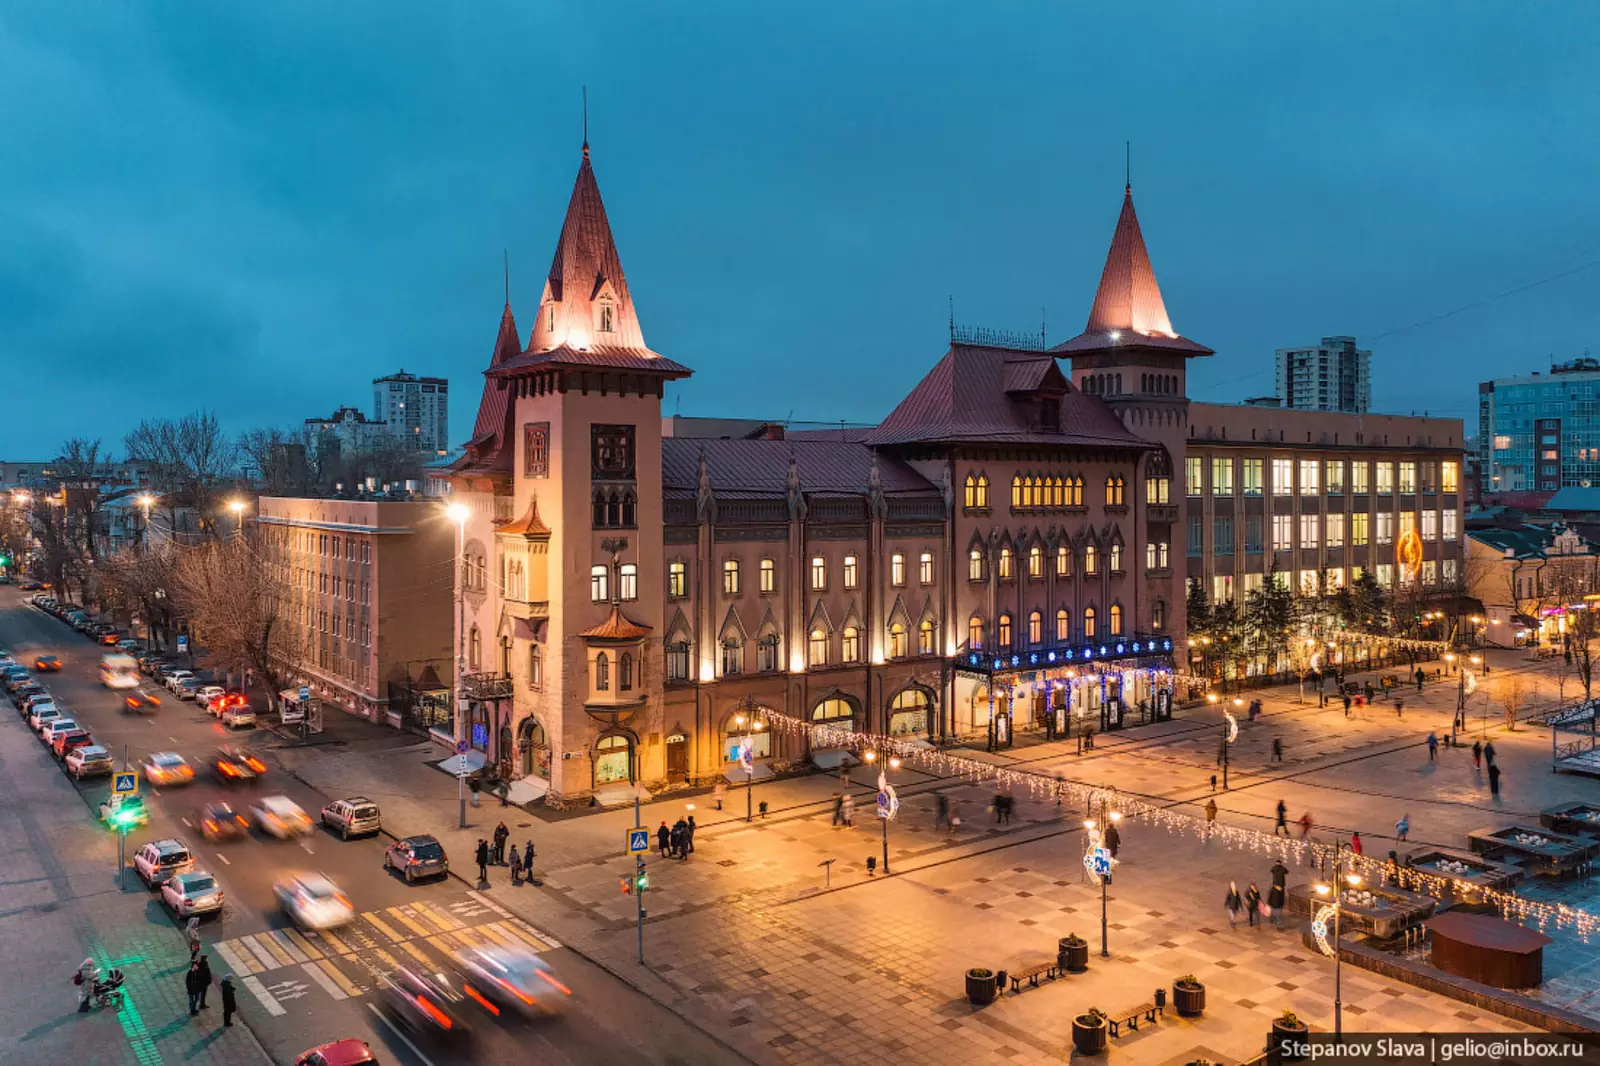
272;873;353;930
164;670;195;694
221;704;256;729
39;718;79;744
161;870;225;916
66;744;115;779
28;704;62;731
132;838;194;887
450;944;570;1017
196;685;225;707
140;751;195;787
252;795;313;838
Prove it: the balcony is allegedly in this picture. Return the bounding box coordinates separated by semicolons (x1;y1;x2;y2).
460;672;513;701
505;597;549;622
1147;504;1178;523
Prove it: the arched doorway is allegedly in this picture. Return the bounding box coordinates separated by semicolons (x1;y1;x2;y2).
593;732;635;787
517;716;550;779
665;730;689;783
809;694;859;750
887;687;932;738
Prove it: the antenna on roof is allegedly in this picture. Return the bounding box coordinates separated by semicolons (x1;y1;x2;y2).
582;87;589;157
503;249;510;305
1125;140;1130;189
1041;306;1047;348
948;295;955;342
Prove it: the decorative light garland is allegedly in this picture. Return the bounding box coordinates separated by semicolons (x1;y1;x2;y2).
771;711;1600;940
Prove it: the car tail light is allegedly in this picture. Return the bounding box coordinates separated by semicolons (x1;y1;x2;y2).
334;893;351;908
220;763;239;777
496;976;537;1005
534;970;572;996
245;757;265;773
463;983;500;1015
203;819;218;833
415;994;453;1030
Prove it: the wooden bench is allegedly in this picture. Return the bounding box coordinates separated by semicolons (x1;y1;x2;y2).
1106;1000;1162;1038
1006;961;1060;994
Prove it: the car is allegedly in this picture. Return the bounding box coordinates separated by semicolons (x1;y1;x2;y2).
196;685;225;707
321;797;382;839
5;670;34;693
100;793;148;828
294;1039;378;1066
140;751;195;787
39;718;79;744
165;670;195;693
253;795;312;838
212;746;266;783
153;662;181;681
98;631;121;646
20;580;42;591
123;690;163;713
161;870;225;916
117;639;141;654
175;677;202;700
32;655;62;672
377;964;471;1036
23;690;56;714
66;744;115;779
272;872;354;930
132;838;194;887
221;704;256;729
28;704;62;731
198;802;250;842
450;943;570;1018
52;729;94;759
11;683;44;709
384;835;449;883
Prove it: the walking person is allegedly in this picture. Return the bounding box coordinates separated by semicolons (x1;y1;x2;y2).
935;792;949;830
1204;797;1218;843
1351;831;1363;856
713;782;726;811
1395;813;1410;843
1104;820;1121;859
1225;881;1243;928
1427;732;1439;763
1244;882;1262;928
220;975;237;1027
74;957;100;1013
1274;800;1289;837
185;961;206;1017
1272;737;1284;763
1472;740;1483;769
1395;697;1405;718
993;790;1006;824
1416;666;1425;692
657;820;671;854
842;794;855;827
185;917;202;960
1268;859;1288;929
475;838;490;883
508;845;522;885
1343;694;1352;718
1484;741;1497;767
196;954;213;1008
1298;812;1313;841
470;776;481;808
831;793;844;827
1489;762;1502;797
686;814;697;855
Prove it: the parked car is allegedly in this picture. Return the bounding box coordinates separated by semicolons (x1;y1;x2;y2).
164;670;195;693
273;872;354;930
198;802;250;842
384;835;449;883
66;744;115;779
196;685;225;707
11;683;44;708
98;631;122;647
175;677;202;701
140;751;195;786
161;870;224;917
117;639;141;654
321;797;382;839
253;795;313;838
52;729;94;759
132;838;194;888
294;1040;377;1066
221;703;256;729
39;718;80;745
28;704;63;731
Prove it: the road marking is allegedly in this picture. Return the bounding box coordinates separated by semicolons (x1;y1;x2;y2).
312;927;356;956
414;900;464;933
241;934;290;970
281;927;322;961
214;940;259;976
396;939;433;967
215;854;230;866
240;974;286;1017
370;946;401;972
367;1003;437;1066
362;911;405;942
509;917;563;950
477;922;524;952
386;906;434;939
315;957;363;998
180;818;192;828
266;929;309;964
301;960;348;1001
466;890;511;917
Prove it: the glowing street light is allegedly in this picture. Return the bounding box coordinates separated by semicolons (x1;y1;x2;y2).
226;498;247;537
1313;845;1364;1039
446;501;471;829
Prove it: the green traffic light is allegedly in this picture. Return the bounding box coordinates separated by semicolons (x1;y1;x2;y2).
636;872;649;891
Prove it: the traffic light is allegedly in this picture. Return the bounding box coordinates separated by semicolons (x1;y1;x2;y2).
619;876;633;895
636;869;650;893
111;808;140;830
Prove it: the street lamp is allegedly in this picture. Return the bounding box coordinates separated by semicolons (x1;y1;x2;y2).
227;498;246;537
1085;811;1121;957
734;709;762;823
446;502;471;828
1313;845;1362;1039
137;493;156;547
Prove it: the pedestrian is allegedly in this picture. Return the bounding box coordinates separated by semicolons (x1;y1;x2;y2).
185;961;205;1016
949;799;963;829
686;814;697;854
832;793;844;827
993;790;1006;824
1484;741;1497;767
1472;740;1483;769
1210;773;1218;793
508;845;522;885
657;820;671;854
523;840;536;882
1343;694;1352;718
1416;667;1425;692
1268;859;1288;928
1225;881;1242;928
1275;800;1289;837
1385;850;1400;887
493;822;509;865
672;817;689;858
1395;698;1404;718
196;954;213;1008
1204;797;1218;840
1365;680;1375;702
1489;762;1502;797
935;792;949;830
475;838;490;883
1055;775;1065;807
758;799;769;819
713;782;726;811
1298;812;1313;840
470;776;481;808
1104;821;1121;858
220;975;237;1027
74;957;99;1013
1395;813;1410;842
1244;882;1262;927
1351;831;1363;856
841;794;854;827
1427;732;1438;762
1272;738;1284;763
185;916;202;960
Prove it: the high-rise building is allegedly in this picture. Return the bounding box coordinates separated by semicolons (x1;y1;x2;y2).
1478;358;1600;495
373;371;449;456
1274;336;1371;413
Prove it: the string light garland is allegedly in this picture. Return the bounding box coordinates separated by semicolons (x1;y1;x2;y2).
773;711;1600;940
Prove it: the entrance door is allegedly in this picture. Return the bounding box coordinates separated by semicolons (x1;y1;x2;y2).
665;732;689;784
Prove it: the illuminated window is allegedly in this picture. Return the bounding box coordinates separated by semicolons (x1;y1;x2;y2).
891;553;906;586
968;614;984;649
889;623;908;659
1028;610;1042;645
757;636;779;672
842;626;861;663
590;565;609;603
1242;458;1263;496
968;548;984;581
1109;541;1123;572
1028;545;1044;578
1109;604;1123;636
1376;512;1394;544
1186;457;1203;496
919;551;934;584
1442;462;1459;493
843;555;858;589
1273;458;1294;496
595;652;610;691
1443;509;1458;540
619;563;638;601
1300;513;1319;549
1084;544;1098;574
1352;512;1368;545
1069;477;1084;506
998;613;1013;647
1352;461;1369;494
1325;460;1345;494
1422;510;1437;541
1299;459;1319;496
1326;513;1345;548
811;556;827;590
599;300;614;333
1272;514;1292;551
1011;475;1024;509
1376;462;1394;495
722;560;740;595
1056;608;1070;641
760;558;776;593
1399;462;1416;494
998;547;1013;580
1105;476;1125;506
808;629;828;667
1083;607;1097;638
720;639;742;676
668;561;687;598
918;620;935;655
1211;458;1233;495
975;475;989;508
1152;600;1166;630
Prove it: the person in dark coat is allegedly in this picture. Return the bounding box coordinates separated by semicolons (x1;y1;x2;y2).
1268;859;1289;928
1488;762;1502;797
1472;740;1482;769
1274;800;1289;837
508;845;522;885
685;815;697;855
1104;822;1121;859
493;822;509;865
656;820;670;853
1244;883;1262;927
671;817;689;860
475;839;490;883
1484;741;1497;766
185;961;206;1016
220;975;237;1027
196;954;213;1008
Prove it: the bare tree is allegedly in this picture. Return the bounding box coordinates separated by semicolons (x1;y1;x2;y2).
174;537;305;703
98;546;179;649
29;497;84;602
1496;674;1531;732
54;437;105;563
125;412;238;537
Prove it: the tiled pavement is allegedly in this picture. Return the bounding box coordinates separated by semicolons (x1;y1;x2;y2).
280;649;1582;1064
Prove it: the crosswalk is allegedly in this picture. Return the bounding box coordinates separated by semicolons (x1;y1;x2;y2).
210;892;563;1017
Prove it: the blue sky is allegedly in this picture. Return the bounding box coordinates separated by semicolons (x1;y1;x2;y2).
3;2;1597;457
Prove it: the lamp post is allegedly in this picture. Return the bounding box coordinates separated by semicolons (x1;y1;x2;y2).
733;705;761;823
226;498;247;538
447;502;470;828
1084;811;1120;957
137;493;155;548
862;751;900;874
1314;843;1362;1040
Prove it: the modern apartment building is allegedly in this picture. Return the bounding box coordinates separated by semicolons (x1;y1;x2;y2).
1478;358;1600;494
1274;336;1371;413
1183;404;1466;605
257;496;455;721
374;371;450;456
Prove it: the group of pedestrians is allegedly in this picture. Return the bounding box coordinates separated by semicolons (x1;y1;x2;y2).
830;791;856;827
1223;858;1289;931
656;815;696;858
477;822;537;884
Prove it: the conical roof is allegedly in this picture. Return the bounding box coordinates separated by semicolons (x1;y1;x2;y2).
459;302;521;472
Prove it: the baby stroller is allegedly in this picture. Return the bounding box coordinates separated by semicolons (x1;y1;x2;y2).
90;968;126;1009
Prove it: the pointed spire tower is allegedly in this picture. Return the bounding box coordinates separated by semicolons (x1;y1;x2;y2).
457;289;525;474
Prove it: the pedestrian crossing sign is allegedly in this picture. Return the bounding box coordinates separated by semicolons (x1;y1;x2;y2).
627;828;651;855
112;772;138;797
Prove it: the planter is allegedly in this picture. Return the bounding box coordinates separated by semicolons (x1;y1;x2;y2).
965;967;997;1006
1271;1018;1309;1060
1059;936;1090;974
1071;1013;1108;1056
1172;979;1205;1017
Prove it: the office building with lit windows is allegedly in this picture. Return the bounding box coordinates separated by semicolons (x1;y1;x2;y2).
1478;358;1600;495
1274;336;1371;413
373;370;450;456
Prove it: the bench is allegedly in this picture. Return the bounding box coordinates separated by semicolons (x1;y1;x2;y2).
1006;961;1060;994
1106;1000;1162;1038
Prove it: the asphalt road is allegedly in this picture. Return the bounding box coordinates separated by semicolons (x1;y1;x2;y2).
0;588;740;1066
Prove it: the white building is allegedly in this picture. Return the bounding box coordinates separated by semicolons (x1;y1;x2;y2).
373;371;449;456
305;407;391;457
1274;336;1371;414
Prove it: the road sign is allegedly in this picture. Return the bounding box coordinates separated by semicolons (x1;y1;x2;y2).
456;739;470;755
736;737;753;772
298;684;310;703
176;635;189;652
1089;846;1112;877
112;772;138;797
627;828;651;855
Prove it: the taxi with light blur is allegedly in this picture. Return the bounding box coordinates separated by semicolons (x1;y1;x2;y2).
273;872;354;930
140;751;195;786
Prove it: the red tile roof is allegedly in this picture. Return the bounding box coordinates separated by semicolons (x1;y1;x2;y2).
863;345;1149;449
494;497;549;537
457;303;523;473
491;343;691;378
580;606;652;641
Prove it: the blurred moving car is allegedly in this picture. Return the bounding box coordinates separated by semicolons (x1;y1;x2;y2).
383;835;449;883
321;797;382;839
377;965;471;1037
32;654;62;671
98;630;122;646
66;744;114;779
140;751;195;786
451;944;570;1018
161;870;224;916
123;690;163;713
273;872;354;930
294;1039;377;1066
213;746;266;783
133;838;194;887
199;802;250;842
252;795;312;838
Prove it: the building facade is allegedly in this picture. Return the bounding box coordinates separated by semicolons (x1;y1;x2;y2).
1274;336;1371;413
304;407;391;457
1183;405;1467;606
1465;523;1600;648
449;152;1190;803
374;371;450;457
1478;358;1600;495
258;496;454;720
